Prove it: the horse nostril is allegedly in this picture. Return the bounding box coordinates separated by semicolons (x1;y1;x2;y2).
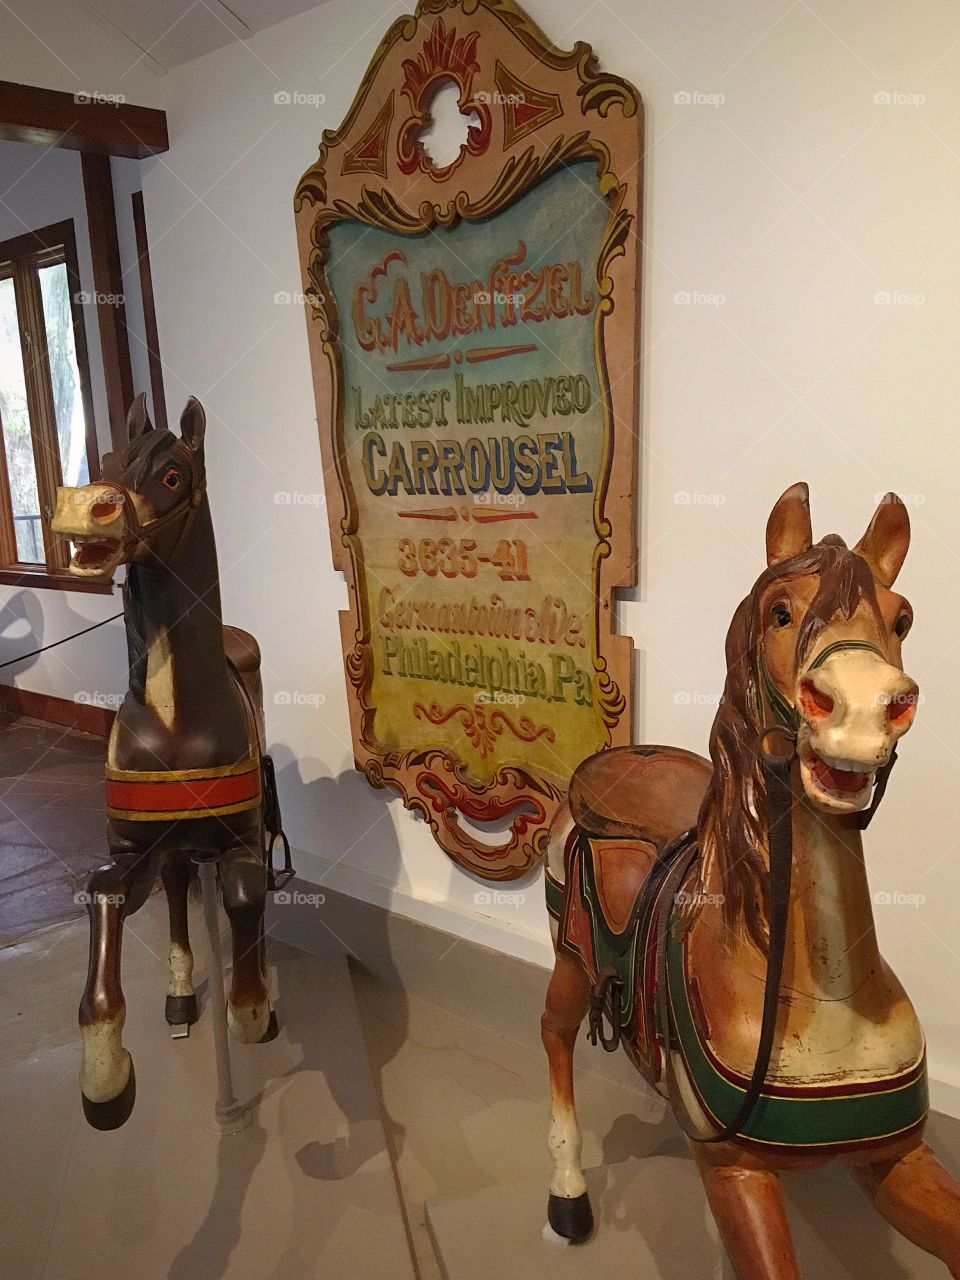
888;690;918;725
91;495;122;523
798;679;834;720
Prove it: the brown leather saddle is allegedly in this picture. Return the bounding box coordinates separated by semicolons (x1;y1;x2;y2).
557;745;711;1070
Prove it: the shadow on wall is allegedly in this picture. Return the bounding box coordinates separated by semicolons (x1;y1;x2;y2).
0;591;45;677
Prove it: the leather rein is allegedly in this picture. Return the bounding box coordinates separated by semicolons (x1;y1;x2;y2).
653;637;898;1144
107;445;206;567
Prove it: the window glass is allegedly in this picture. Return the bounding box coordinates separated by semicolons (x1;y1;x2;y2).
0;276;42;563
38;260;89;488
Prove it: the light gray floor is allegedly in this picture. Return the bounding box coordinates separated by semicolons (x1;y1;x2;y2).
0;892;414;1280
354;970;960;1280
5;880;960;1280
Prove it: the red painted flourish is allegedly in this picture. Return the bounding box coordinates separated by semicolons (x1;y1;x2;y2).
413;700;555;759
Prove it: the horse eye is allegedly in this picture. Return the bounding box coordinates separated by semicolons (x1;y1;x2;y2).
894;613;912;639
162;467;181;491
772;602;792;628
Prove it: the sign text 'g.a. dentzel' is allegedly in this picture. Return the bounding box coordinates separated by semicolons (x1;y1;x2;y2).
351;241;593;353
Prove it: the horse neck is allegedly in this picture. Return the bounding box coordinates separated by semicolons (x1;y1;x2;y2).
124;499;231;721
703;792;881;998
780;802;881;998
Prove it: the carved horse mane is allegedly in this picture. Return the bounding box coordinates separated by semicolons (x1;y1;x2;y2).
697;533;883;953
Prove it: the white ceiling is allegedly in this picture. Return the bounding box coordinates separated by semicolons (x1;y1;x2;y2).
76;0;332;73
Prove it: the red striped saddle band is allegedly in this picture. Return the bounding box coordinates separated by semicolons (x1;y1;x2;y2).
105;759;261;821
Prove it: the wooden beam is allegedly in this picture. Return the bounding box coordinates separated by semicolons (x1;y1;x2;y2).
81;154;135;451
0;81;167;158
131;191;168;432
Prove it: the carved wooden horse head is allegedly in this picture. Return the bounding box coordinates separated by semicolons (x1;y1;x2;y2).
53;394;207;579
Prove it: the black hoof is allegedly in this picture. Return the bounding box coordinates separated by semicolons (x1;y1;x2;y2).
258;1009;280;1043
165;993;199;1025
82;1060;136;1131
548;1191;594;1243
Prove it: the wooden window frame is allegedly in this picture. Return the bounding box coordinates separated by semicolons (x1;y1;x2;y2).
0;217;109;594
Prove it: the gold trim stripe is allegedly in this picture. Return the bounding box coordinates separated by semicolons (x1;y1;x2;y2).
106;796;261;822
105;759;259;783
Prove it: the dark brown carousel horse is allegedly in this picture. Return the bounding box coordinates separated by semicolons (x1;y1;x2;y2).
542;483;960;1277
52;394;285;1130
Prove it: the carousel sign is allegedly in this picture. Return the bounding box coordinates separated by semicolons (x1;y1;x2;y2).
295;0;642;878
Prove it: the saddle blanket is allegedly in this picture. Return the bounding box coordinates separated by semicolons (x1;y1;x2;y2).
546;828;928;1154
105;758;261;821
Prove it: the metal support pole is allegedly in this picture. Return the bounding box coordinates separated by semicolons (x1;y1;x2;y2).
197;858;250;1135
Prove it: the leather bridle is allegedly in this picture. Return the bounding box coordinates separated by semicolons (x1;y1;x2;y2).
657;636;899;1144
101;445;206;567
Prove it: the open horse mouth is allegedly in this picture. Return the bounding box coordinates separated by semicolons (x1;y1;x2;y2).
69;535;125;577
799;740;875;812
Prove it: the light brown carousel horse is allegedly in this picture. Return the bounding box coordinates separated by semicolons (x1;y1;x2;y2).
542;483;960;1276
52;394;288;1130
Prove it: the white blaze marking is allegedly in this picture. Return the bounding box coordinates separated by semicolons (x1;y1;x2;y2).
227;1000;270;1044
548;1103;586;1198
146;625;176;729
168;942;194;997
79;1018;131;1103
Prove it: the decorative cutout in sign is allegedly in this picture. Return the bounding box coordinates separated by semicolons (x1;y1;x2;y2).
295;0;642;879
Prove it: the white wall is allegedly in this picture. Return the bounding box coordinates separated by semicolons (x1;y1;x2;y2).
5;1;960;1093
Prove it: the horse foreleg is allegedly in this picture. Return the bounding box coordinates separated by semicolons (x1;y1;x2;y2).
79;845;157;1129
850;1139;960;1276
541;947;593;1242
160;855;198;1025
219;844;275;1044
692;1145;801;1279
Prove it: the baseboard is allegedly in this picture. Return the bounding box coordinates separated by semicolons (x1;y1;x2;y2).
0;683;114;737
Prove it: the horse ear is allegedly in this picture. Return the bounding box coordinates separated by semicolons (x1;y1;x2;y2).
126;393;153;440
179;397;206;453
855;493;910;587
765;482;812;566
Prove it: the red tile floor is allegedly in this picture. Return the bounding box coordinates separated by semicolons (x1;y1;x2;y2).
0;711;108;945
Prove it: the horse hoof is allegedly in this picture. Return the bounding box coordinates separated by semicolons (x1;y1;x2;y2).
165;994;199;1025
259;1009;279;1043
82;1060;136;1131
547;1192;593;1243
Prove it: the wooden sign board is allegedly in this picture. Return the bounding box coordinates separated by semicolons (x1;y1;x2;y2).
295;0;641;879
